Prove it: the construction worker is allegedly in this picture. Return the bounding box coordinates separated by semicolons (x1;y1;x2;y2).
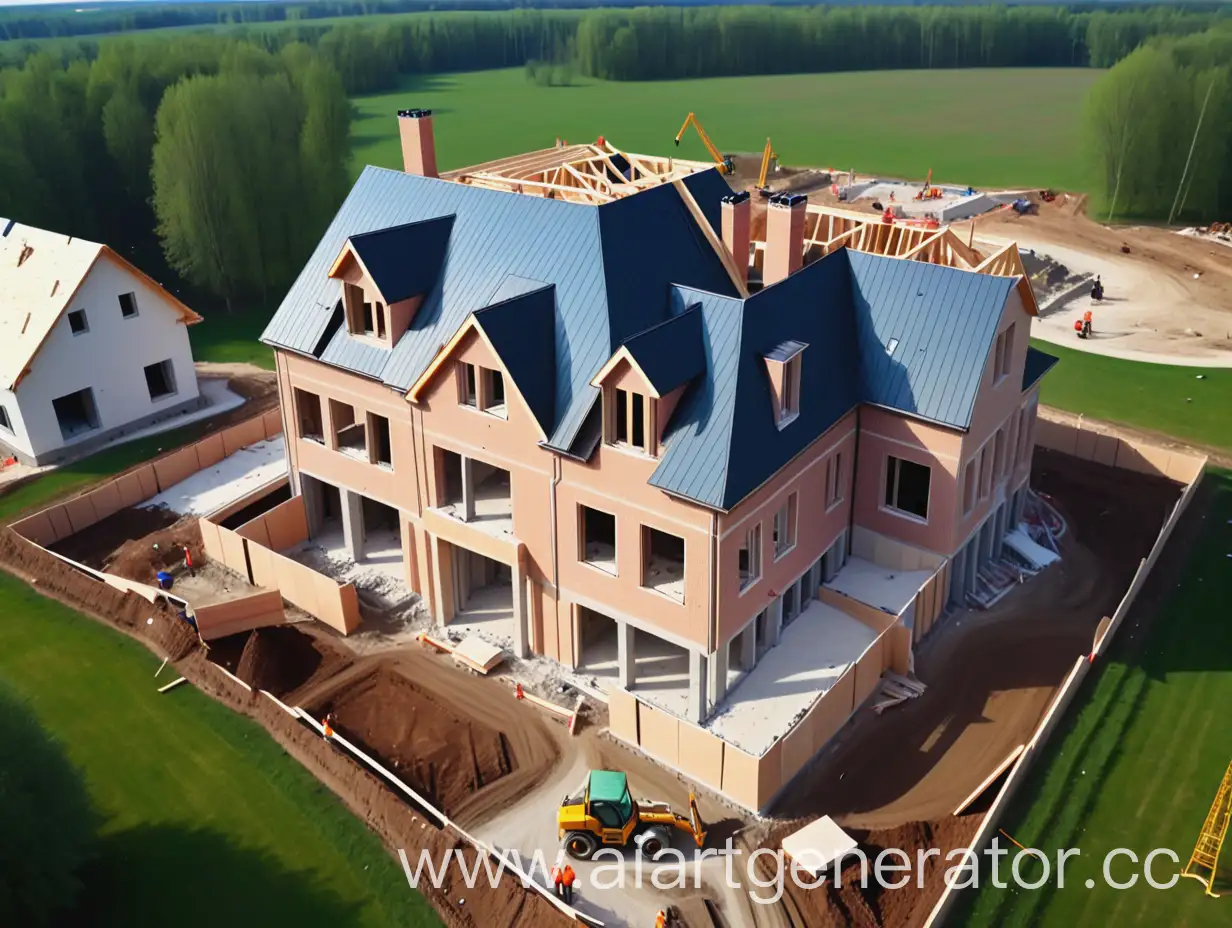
1091;275;1104;301
182;544;195;578
560;863;576;905
1082;308;1093;339
322;712;336;745
550;863;565;900
655;910;668;928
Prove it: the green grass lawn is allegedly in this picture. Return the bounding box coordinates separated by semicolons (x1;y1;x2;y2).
961;468;1232;926
0;572;439;927
1033;339;1232;454
190;309;275;370
351;67;1100;191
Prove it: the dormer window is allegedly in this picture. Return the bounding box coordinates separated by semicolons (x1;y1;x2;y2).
606;387;653;454
763;339;805;429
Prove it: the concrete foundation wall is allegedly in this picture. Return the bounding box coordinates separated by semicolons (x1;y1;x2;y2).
194;589;286;640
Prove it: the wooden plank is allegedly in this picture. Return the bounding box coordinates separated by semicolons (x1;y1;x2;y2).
672;180;750;298
953;743;1027;816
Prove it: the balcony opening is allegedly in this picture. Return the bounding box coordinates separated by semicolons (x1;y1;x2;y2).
295;388;323;443
369;413;392;467
580;505;616;575
52;387;100;440
330;399;367;460
435;449;513;536
642;526;685;603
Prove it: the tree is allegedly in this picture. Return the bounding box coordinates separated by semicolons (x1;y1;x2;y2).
0;685;98;927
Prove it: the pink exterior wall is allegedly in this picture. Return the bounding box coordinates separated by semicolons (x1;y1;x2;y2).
715;412;856;643
853;405;963;556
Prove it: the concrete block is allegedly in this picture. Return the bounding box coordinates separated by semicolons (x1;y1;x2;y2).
720;742;762;812
153;446;200;493
12;510;56;546
337;583;362;634
134;464;159;501
223;416;267;456
779;717;815;788
246;540;277;590
1165;452;1205;485
617;620;636;689
1114;440;1171;478
114;471;146;508
757;738;784;810
63;494;99;535
262;407;283;439
194;432;226;469
1073;427;1098;462
852;639;885;709
810;670;855;748
263;497;309;551
677;720;725;792
1092;433;1119;467
194;590;286;641
237;516;271;548
218;527;250;581
87;480;123;521
638;702;680;767
273;553;320;619
608;688;640;745
888;624;912;675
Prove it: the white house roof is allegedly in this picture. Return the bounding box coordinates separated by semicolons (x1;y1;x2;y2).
0;222;201;390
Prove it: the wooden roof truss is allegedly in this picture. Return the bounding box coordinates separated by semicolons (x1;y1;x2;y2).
444;140;714;205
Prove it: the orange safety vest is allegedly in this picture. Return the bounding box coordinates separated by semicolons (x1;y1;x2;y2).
1083;310;1092;323
323;718;334;738
655;911;667;928
561;866;576;887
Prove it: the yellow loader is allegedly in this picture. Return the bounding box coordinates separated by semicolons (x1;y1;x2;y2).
558;770;707;860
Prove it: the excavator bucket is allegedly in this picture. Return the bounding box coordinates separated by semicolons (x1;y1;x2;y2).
688;792;707;848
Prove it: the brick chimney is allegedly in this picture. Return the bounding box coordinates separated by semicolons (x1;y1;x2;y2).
764;193;807;286
397;109;438;178
720;191;751;288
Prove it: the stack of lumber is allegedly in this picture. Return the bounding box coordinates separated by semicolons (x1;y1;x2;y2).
873;673;927;714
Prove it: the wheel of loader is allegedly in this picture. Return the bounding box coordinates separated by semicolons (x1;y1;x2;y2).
564;831;599;861
636;826;672;859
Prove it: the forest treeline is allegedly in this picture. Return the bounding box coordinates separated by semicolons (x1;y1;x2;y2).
1084;25;1232;222
0;37;351;309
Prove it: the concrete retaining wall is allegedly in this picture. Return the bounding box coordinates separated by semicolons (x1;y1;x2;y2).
8;407;283;546
200;512;360;635
193;589;287;641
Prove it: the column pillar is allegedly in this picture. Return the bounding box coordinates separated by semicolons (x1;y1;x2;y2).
617;620;636;690
707;642;729;708
301;477;325;538
688;650;708;724
766;597;783;649
511;551;529;659
461;456;476;522
740;623;757;671
340;488;364;562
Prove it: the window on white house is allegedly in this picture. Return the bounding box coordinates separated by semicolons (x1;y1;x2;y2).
459;362;477;407
68;309;88;335
884;455;931;520
0;406;11;433
144;360;176;400
52;388;100;440
118;293;138;318
738;523;761;591
772;492;798;559
580;505;617;575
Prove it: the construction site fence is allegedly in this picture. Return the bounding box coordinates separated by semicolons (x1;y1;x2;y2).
924;431;1207;927
610;619;909;813
198;498;361;636
7;407;283;546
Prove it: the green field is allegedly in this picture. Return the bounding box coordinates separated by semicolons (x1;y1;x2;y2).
190;308;276;370
962;468;1232;925
350;67;1100;191
1032;339;1232;454
0;571;439;926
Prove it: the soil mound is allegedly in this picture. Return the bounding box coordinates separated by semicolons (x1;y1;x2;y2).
104;517;203;584
235;625;350;701
310;665;515;814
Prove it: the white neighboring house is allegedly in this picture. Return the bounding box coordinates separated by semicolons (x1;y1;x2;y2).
0;220;203;465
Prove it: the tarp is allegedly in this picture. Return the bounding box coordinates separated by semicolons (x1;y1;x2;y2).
1004;525;1061;569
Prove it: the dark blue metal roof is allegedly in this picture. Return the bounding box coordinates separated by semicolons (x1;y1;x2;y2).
262;166;736;446
847;250;1016;429
348;216;453;305
1022;345;1059;391
621;306;706;396
474;284;557;437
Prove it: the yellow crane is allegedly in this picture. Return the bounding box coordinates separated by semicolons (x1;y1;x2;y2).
756;137;778;195
674;112;734;175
